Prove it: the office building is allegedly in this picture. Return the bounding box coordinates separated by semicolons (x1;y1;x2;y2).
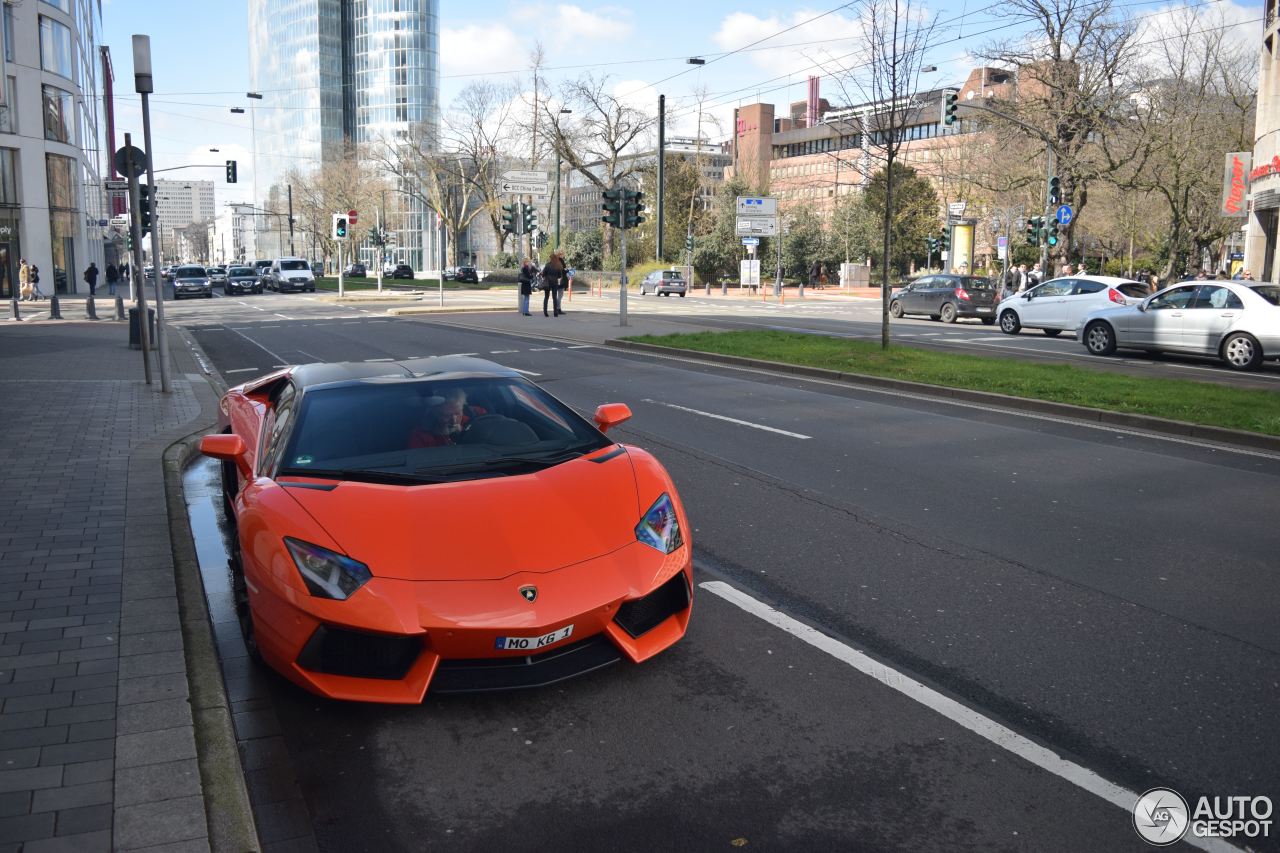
0;0;108;296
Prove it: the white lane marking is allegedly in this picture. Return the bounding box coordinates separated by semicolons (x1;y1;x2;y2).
511;367;542;376
642;398;811;439
529;347;559;351
258;324;280;329
224;367;258;374
490;349;519;354
274;314;294;320
567;344;593;349
699;580;1239;853
364;357;395;362
220;325;290;365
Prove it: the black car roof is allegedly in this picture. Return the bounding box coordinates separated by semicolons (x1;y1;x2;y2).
290;357;522;391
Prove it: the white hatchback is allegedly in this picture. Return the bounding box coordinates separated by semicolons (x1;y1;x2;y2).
998;276;1149;337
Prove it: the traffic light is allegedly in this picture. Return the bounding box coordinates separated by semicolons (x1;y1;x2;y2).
225;160;237;183
522;204;536;235
623;190;645;229
331;213;348;240
137;184;154;237
925;236;937;253
1047;218;1060;247
685;233;694;252
601;189;623;228
942;90;959;126
938;228;950;251
1025;216;1042;245
501;203;518;235
1048;176;1061;206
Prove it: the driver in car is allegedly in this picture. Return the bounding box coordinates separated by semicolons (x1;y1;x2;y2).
409;397;464;448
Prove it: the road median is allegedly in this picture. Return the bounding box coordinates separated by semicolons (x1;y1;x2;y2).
611;330;1280;452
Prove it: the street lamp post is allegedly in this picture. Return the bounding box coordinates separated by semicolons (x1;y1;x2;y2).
554;109;571;251
133;35;172;393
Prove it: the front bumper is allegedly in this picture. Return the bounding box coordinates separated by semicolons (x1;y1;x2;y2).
247;540;694;703
276;279;313;292
175;284;210;297
226;281;258;293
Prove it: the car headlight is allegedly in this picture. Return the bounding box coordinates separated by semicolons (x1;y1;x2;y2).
635;493;683;554
284;538;372;600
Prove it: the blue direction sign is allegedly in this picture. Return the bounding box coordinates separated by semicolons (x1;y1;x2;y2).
741;236;760;247
1055;205;1073;225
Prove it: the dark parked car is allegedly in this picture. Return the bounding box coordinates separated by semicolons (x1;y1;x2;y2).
442;267;457;281
454;265;479;283
224;265;262;295
890;274;1000;324
253;260;273;287
388;264;414;280
343;263;367;277
310;260;325;277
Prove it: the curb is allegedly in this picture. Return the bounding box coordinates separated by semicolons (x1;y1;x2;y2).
162;417;261;851
387;305;516;316
606;339;1280;454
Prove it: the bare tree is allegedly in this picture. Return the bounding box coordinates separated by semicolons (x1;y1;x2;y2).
285;154;387;268
444;80;522;254
820;0;937;348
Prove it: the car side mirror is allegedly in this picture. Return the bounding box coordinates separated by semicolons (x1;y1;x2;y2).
1021;292;1031;299
593;403;632;434
200;434;251;478
1137;299;1150;312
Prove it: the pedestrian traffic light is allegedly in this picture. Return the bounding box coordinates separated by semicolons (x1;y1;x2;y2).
501;203;518;235
331;213;348;240
623;190;645;229
1048;176;1061;206
942;90;959;126
1025;216;1042;245
601;189;623;228
925;236;936;253
522;204;536;235
225;160;237;184
137;184;154;237
685;233;694;252
938;228;950;251
1047;218;1060;247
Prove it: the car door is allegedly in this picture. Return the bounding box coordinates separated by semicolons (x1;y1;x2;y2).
1130;285;1196;349
895;279;920;313
1020;279;1069;328
1062;280;1108;329
925;276;951;315
1182;285;1244;354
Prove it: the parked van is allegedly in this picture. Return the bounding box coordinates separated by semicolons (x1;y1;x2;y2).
269;257;316;293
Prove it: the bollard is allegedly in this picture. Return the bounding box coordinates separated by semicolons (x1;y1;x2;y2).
705;281;710;295
86;295;98;320
9;298;20;321
721;280;727;296
799;282;805;298
115;295;126;320
48;294;62;320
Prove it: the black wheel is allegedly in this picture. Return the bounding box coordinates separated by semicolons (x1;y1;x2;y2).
1000;310;1022;334
981;317;995;325
1042;328;1062;337
929;314;940;321
1084;321;1116;356
307;287;315;293
940;303;957;324
228;538;263;665
206;292;213;299
890;300;904;318
1221;332;1263;371
679;292;685;297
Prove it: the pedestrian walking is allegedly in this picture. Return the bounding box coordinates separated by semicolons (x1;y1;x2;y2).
541;252;566;317
1028;263;1042;287
1059;262;1072;277
517;257;535;316
18;258;31;301
29;265;44;300
105;264;119;296
1242;269;1255;281
84;262;99;296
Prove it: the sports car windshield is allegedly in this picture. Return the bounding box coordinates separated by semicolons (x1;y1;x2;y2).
276;376;612;482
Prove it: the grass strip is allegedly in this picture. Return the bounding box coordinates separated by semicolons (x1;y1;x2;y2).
625;329;1280;436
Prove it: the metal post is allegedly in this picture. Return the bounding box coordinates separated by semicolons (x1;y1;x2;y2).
287;184;295;256
140;91;172;392
554;155;561;250
619;226;628;326
337;240;344;297
774;225;783;297
125;135;152;385
378;191;385;293
656;94;665;262
1041;143;1055;276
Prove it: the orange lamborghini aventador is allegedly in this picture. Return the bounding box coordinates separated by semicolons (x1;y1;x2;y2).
199;357;693;703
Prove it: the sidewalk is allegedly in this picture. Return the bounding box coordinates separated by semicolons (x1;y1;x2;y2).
0;317;252;851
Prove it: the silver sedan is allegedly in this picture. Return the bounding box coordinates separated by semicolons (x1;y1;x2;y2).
1077;281;1280;371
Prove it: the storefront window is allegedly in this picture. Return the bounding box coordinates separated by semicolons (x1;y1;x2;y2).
39;17;74;80
46;154;76;294
42;85;74;144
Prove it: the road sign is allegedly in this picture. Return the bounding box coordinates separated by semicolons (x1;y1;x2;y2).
1055;205;1073;225
741;236;760;247
735;217;777;236
503;169;549;183
739;259;761;287
947;201;967;218
501;180;550;195
736;196;777;216
113;146;148;178
105;179;129;191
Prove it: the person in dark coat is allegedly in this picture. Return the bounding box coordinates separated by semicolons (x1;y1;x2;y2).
84;263;99;295
517;258;536;316
105;264;119;296
541;252;566;317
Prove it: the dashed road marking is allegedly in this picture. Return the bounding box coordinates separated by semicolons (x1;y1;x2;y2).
642;398;811;439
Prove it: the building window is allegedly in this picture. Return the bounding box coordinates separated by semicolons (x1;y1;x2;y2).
2;4;13;62
41;0;73;12
46;153;76;210
0;78;15;134
39;17;74;80
42;85;75;144
0;149;17;206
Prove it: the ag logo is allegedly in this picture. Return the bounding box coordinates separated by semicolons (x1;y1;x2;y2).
518;585;537;603
1134;788;1189;846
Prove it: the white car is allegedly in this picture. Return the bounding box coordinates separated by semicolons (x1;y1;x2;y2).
1078;281;1280;371
269;257;316;293
998;275;1150;337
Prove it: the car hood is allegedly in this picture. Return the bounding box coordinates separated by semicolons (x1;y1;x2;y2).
279;451;641;581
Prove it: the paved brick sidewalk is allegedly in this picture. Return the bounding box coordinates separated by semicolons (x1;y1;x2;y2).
0;318;235;851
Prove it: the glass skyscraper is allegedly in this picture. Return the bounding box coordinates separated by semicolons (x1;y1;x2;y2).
248;0;440;270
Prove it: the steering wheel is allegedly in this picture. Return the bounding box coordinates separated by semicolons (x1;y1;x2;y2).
457;413;502;443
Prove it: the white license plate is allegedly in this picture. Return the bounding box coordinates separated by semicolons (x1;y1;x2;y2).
977;307;992;312
495;624;573;651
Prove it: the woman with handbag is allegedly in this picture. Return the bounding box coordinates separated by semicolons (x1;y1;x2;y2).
540;252;566;317
18;259;31;301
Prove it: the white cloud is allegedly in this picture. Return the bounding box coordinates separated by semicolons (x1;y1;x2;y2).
712;9;866;78
513;5;633;42
441;25;525;77
1130;0;1255;69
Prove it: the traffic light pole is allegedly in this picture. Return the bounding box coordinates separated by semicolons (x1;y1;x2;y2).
619;225;628;327
1042;144;1055;275
136;39;171;393
124;137;152;384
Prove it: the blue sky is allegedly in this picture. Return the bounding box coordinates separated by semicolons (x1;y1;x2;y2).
101;0;1257;207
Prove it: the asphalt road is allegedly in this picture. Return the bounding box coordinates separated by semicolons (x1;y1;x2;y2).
173;298;1280;851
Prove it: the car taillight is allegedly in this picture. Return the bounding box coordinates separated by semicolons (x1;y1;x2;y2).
956;288;971;301
1108;289;1126;304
